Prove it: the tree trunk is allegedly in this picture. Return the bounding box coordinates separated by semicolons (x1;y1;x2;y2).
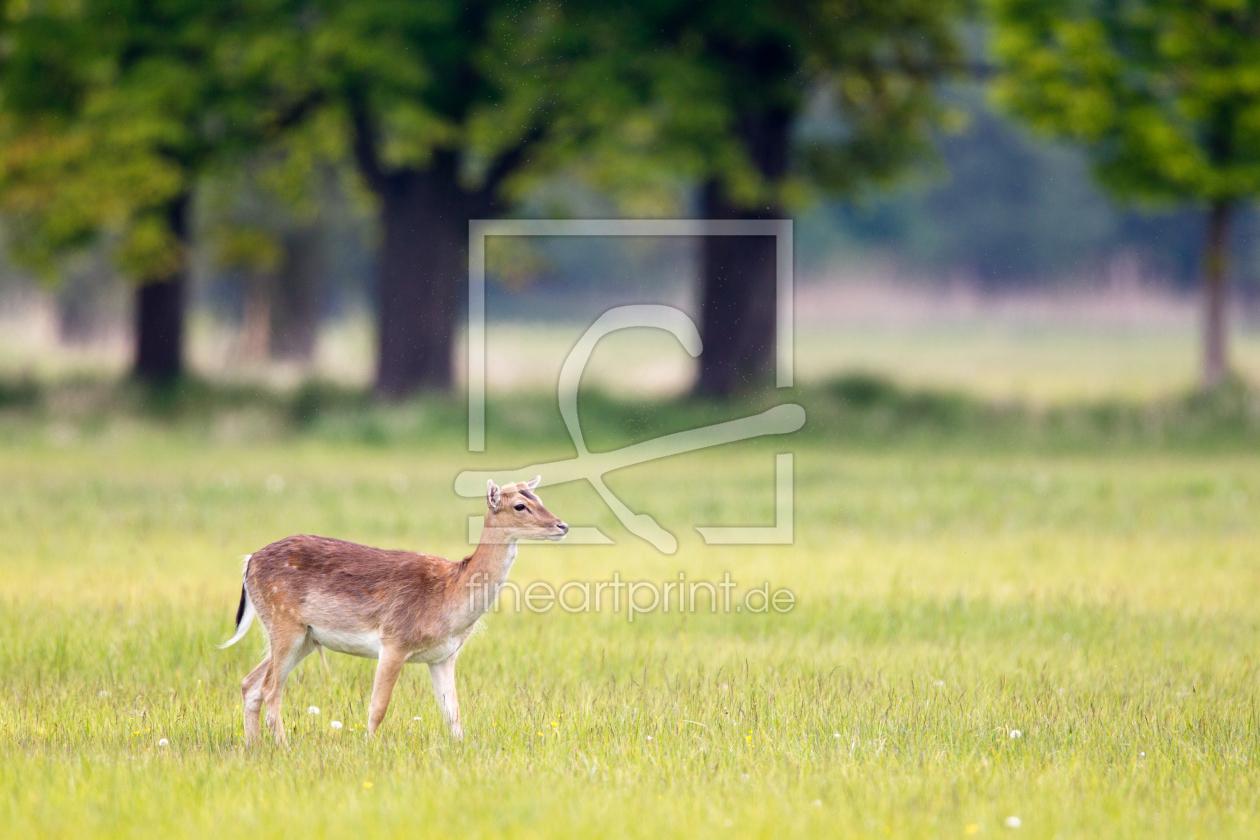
133;194;191;383
270;226;323;362
694;180;779;397
238;270;271;362
58;262;112;346
1202;200;1232;389
374;152;468;398
693;109;791;398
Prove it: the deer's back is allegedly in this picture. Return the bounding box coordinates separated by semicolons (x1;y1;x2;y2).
245;535;463;642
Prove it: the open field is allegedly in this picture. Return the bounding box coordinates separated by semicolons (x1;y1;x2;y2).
1;389;1258;839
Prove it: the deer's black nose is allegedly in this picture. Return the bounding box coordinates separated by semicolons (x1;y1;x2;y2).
557;522;569;533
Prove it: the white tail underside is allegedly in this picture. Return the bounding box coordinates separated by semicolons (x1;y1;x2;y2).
218;554;255;649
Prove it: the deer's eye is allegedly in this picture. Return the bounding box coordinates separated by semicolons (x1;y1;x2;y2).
514;503;527;511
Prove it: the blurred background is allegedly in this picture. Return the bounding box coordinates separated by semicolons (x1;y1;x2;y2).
0;0;1258;412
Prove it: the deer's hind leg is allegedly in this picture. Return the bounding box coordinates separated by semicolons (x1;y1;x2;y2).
262;626;314;745
241;655;270;745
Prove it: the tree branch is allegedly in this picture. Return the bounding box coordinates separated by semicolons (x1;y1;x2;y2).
468;124;546;215
348;91;385;194
265;90;326;139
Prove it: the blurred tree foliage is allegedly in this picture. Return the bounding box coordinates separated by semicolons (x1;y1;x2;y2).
813;95;1121;283
201;158;331;364
512;0;964;397
252;0;564;398
990;0;1260;388
0;0;304;381
276;0;964;398
797;85;1220;288
685;0;959;397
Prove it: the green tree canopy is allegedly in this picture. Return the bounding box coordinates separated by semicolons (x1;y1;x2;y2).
0;0;964;395
0;0;307;380
485;0;962;395
250;0;567;397
991;0;1260;386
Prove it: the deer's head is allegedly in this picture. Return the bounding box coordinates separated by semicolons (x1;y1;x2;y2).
486;477;568;541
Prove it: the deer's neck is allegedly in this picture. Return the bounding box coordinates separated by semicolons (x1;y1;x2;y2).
456;527;519;619
465;536;518;585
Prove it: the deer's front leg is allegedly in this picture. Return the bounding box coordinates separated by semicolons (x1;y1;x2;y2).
429;656;463;739
367;647;408;737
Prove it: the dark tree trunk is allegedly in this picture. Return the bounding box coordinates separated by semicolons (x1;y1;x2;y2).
1202;200;1232;389
134;280;184;381
133;193;191;383
694;110;791;398
374;152;469;398
694;181;779;397
349;90;525;399
269;226;323;362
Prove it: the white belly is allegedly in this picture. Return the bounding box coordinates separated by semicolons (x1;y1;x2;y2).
407;633;468;665
309;626;382;659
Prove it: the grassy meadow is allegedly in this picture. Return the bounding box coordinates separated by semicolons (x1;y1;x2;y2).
1;369;1259;839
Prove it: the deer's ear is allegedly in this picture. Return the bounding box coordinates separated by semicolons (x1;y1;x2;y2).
525;475;542;490
487;480;502;511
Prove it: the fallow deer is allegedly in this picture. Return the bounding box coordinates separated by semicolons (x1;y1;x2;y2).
220;477;567;744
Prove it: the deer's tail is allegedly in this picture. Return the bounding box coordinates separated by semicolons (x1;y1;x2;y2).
218;555;255;649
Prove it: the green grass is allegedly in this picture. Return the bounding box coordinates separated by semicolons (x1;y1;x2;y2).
2;383;1259;838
